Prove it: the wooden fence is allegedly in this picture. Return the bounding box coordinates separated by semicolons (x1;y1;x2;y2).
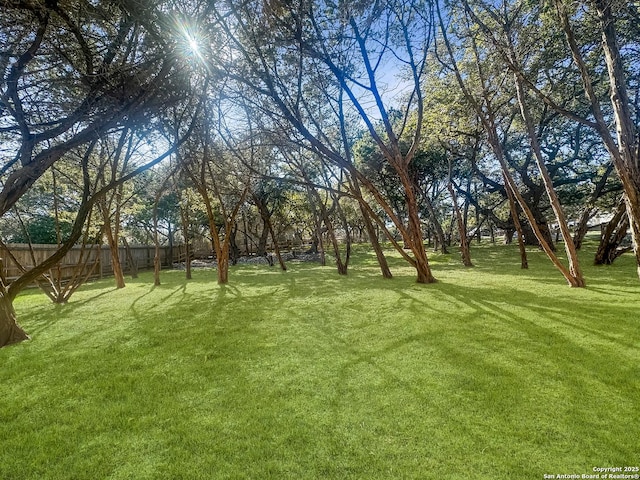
0;243;178;284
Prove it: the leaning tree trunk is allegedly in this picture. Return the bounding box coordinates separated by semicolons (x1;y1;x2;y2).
594;0;640;278
307;187;327;267
354;165;435;283
486;116;582;286
360;202;392;278
255;195;287;272
438;0;578;286
153;204;161;287
256;226;269;257
594;198;630;265
267;219;287;272
315;190;347;276
350;176;392;278
512;71;585;287
1;257;29;347
556;0;640;278
0;289;30;348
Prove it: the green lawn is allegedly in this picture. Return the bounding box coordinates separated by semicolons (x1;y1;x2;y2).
1;243;639;479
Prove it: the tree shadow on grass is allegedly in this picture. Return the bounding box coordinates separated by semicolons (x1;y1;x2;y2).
297;279;639;468
21;288;117;339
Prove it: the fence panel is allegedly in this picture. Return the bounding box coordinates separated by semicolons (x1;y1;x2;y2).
0;243;177;284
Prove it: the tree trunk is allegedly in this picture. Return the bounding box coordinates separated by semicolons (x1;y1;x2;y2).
167;223;174;268
421;188;448;254
121;237;138;279
217;243;230;284
573;163;614;249
504;173;528;269
594;199;631;265
254;193;287;271
557;0;640;278
0;292;30;348
267;218;287;272
437;5;582;286
448;182;473;267
487;116;581;286
153;204;161;286
101;200;126;289
623;194;640;277
313;188;347;275
351;176;392;278
512;71;585;286
229;222;240;266
256;226;269;257
360;202;392;278
180;203;192;280
241;211;251;256
474;183;482;244
333;192;352;274
307;187;327;267
399;168;436;283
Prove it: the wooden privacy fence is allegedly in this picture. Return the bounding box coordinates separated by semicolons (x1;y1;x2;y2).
0;243;177;284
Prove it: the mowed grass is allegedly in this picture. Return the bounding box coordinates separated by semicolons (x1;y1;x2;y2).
1;242;639;479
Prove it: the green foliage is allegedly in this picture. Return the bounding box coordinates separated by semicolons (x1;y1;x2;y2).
10;215;73;245
1;243;638;479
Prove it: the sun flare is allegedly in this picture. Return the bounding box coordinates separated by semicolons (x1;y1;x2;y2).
186;34;200;55
174;17;205;61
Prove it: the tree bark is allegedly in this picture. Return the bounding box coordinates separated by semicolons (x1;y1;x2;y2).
103;215;126;289
556;0;640;278
256;224;269;257
179;203;192;280
594;198;631;265
254;192;287;271
153;193;162;287
0;258;30;348
512;72;585;286
503;173;529;269
217;243;230;284
349;175;392;278
267;217;287;272
308;184;347;275
448;182;473;267
0;292;30;348
420;187;448;254
436;3;582;286
398;167;436;283
121;237;138;279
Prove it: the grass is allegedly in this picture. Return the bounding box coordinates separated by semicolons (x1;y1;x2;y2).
1;242;639;479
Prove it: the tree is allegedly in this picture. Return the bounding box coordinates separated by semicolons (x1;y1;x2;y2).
207;0;437;282
556;0;640;279
437;1;587;286
456;0;640;279
250;179;289;270
0;0;190;216
0;0;203;347
181;118;249;285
